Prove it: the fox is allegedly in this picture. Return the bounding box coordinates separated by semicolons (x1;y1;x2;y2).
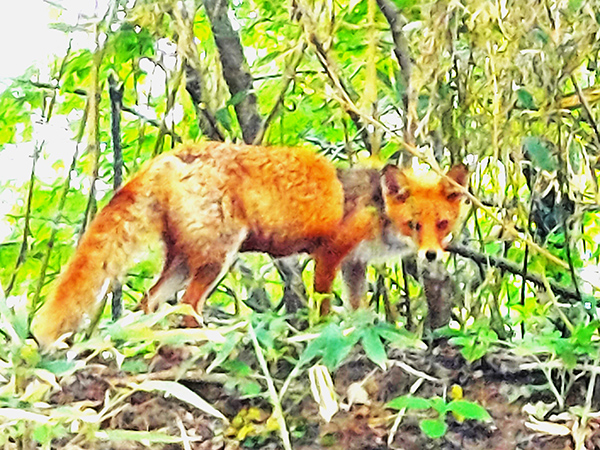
30;142;468;349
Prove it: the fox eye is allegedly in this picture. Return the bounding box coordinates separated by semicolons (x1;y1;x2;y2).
446;192;460;201
408;221;421;231
437;219;449;230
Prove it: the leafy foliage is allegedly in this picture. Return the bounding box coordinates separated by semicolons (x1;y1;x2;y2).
1;0;600;447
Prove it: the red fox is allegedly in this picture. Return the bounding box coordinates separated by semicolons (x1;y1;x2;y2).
31;142;468;348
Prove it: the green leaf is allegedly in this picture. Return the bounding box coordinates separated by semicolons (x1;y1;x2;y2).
37;359;78;376
360;328;387;369
531;27;549;44
429;397;449;415
571;321;600;347
373;323;420;347
569;140;583;172
451;328;498;362
392;0;419;7
516;88;536;109
447;400;491;421
215;107;233;132
322;325;358;369
300;323;358;370
420;419;448;438
300;326;331;365
522;136;558;171
228;91;248;107
387;395;431;411
568;0;584;11
222;359;252;377
32;423;67;445
237;380;263;397
120;359;148;374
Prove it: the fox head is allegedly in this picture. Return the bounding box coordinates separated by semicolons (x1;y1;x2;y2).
381;164;469;262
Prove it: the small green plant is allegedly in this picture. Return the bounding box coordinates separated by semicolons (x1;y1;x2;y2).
300;311;418;370
445;324;499;362
387;395;492;439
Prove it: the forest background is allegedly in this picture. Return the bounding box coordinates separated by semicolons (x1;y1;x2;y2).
1;0;600;448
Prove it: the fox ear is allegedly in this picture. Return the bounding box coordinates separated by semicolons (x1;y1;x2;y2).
381;165;409;201
447;164;469;186
442;164;469;200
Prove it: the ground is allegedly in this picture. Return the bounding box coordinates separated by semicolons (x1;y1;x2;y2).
42;337;595;450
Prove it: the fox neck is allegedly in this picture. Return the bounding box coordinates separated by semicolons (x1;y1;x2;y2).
337;167;385;218
337;167;413;260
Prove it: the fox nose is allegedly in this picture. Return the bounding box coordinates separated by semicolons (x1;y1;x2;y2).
425;250;437;262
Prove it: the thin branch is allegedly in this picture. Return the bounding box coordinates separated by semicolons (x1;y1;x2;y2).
400;259;412;329
152;63;185;156
7;42;75;297
169;2;224;141
121;105;181;143
108;74;124;192
366;0;381;155
376;0;411;83
253;69;323;81
291;0;371;152
308;33;372;153
108;73;124;320
24;80;181;142
249;323;292;450
184;61;224;141
568;76;600;200
7;43;72;299
448;244;579;302
32;110;89;308
4;143;41;297
273;256;307;316
253;40;307;145
556;124;583;308
571;76;600;149
520;233;531;336
80;21;105;238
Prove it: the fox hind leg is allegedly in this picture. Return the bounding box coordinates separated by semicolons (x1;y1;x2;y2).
141;252;190;313
180;262;226;327
181;228;248;327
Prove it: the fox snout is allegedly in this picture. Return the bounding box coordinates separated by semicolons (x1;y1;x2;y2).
423;248;442;262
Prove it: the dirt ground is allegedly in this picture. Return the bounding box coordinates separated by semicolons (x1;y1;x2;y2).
48;340;595;450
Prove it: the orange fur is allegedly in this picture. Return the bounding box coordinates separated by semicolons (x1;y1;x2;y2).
382;164;469;261
31;142;468;349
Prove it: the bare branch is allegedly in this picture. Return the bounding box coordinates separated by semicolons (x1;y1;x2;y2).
376;0;412;95
184;61;225;141
108;73;124;320
202;0;262;144
448;244;579;302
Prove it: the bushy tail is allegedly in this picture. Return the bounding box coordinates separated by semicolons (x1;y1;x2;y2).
31;176;164;349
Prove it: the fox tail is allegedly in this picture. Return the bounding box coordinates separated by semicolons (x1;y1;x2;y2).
31;175;164;349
